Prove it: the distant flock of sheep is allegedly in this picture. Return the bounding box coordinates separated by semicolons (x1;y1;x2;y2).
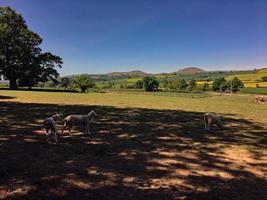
255;96;266;103
43;110;222;144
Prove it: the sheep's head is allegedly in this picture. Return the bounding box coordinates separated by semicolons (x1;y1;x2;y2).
88;110;97;117
88;110;97;121
52;113;63;121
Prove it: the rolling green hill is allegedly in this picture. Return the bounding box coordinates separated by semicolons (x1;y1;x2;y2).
176;67;205;74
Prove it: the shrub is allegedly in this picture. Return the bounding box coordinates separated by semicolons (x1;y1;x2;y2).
135;80;144;89
187;79;197;91
202;83;209;91
261;76;267;82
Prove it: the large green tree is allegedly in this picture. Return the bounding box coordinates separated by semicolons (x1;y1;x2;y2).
0;7;62;89
60;77;71;91
171;79;188;90
212;78;227;91
74;74;95;92
143;76;159;91
229;77;244;92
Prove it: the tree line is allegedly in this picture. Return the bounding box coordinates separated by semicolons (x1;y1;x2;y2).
133;76;244;92
54;74;243;93
45;75;95;92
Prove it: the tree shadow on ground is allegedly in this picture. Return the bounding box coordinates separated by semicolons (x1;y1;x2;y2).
0;88;78;93
0;94;15;100
0;101;266;200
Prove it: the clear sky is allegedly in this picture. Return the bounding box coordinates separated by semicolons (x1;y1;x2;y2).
1;0;267;75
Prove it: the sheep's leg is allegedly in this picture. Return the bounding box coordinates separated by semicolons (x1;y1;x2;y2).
44;128;49;135
68;125;72;135
50;127;58;144
61;125;66;134
207;119;212;131
80;122;87;135
86;124;91;136
54;132;58;144
80;123;86;135
204;116;208;130
84;123;91;135
46;131;52;143
61;124;68;135
217;119;223;129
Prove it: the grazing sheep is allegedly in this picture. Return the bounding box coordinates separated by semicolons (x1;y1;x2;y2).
43;113;62;144
61;110;97;135
204;112;223;131
255;96;266;103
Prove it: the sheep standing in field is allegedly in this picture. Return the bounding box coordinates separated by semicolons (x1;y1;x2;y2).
255;96;266;103
43;113;62;144
61;110;97;135
204;112;223;131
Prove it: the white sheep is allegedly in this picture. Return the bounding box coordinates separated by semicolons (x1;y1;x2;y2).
204;112;223;131
43;113;62;144
61;110;97;135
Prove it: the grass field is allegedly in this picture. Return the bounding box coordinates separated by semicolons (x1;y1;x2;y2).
240;88;267;95
226;73;264;82
225;70;267;88
0;90;266;199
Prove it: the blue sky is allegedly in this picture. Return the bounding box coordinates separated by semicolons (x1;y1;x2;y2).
1;0;267;75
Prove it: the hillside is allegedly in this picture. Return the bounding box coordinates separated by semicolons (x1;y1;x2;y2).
106;70;148;78
177;67;205;74
68;70;148;81
257;68;267;74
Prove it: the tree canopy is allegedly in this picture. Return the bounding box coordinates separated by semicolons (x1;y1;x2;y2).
229;77;244;92
0;7;62;89
74;74;95;92
212;77;243;92
143;76;159;91
171;79;188;90
212;78;227;91
60;77;71;91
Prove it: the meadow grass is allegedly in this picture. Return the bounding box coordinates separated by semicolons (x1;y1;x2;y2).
1;89;266;124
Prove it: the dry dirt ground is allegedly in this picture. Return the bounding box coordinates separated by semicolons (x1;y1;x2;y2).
0;98;266;199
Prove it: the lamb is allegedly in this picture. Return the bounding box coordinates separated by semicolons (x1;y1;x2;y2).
43;113;62;144
204;112;223;131
61;110;97;135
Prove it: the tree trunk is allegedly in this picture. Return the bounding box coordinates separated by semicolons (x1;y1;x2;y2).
9;78;18;90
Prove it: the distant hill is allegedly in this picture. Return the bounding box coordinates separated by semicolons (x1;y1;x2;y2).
257;68;267;74
65;67;259;83
82;70;148;81
177;67;205;74
106;70;147;78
